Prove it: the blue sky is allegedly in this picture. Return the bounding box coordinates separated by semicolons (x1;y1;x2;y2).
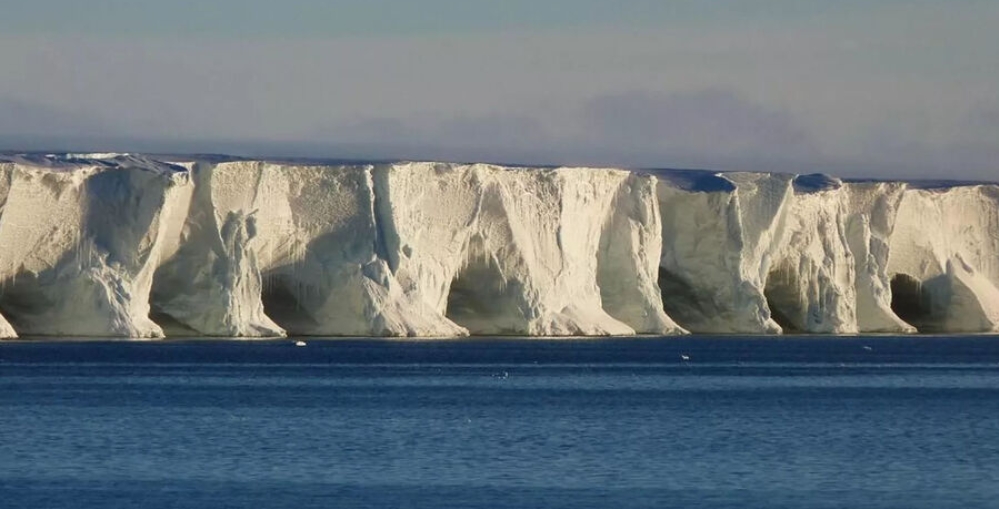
0;0;996;179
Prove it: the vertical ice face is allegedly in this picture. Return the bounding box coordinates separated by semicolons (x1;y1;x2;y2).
0;153;995;338
765;175;858;333
374;163;479;335
598;173;685;334
0;165;17;338
843;182;916;333
887;185;999;332
247;162;463;337
657;171;792;333
384;163;684;336
0;156;190;337
657;171;916;334
763;177;916;333
152;161;459;337
150;162;282;337
147;160;682;338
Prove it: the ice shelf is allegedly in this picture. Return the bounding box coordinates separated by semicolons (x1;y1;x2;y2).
0;153;995;338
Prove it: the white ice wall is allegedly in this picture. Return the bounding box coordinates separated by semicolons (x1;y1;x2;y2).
151;161;282;337
657;171;792;333
888;185;999;332
0;155;189;337
844;182;916;333
147;160;679;338
657;171;932;334
385;163;683;336
766;175;858;334
0;153;995;338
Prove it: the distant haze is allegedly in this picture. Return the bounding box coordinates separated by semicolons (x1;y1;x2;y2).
1;0;997;180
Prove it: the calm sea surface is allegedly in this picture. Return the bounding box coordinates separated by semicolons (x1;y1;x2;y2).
2;336;999;509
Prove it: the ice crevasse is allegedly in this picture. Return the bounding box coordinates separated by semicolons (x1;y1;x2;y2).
0;153;995;339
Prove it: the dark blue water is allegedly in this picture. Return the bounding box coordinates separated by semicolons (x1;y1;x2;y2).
3;336;999;509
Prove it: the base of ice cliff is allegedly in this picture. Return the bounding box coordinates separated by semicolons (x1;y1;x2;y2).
0;152;995;339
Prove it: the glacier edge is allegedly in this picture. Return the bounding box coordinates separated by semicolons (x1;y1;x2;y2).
0;153;996;338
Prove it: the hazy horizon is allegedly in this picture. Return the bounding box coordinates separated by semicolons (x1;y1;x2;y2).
2;1;996;180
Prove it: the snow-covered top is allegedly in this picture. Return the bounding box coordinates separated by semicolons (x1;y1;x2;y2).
64;152;129;160
843;176;996;190
0;152;187;175
0;152;994;189
792;173;843;193
644;169;737;192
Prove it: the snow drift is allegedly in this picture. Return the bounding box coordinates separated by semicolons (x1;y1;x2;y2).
0;152;994;338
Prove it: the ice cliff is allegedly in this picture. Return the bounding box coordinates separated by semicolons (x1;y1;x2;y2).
887;184;999;332
655;170;995;334
0;152;995;339
0;155;188;337
383;163;681;336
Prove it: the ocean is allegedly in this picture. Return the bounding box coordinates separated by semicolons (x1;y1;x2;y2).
2;336;999;508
